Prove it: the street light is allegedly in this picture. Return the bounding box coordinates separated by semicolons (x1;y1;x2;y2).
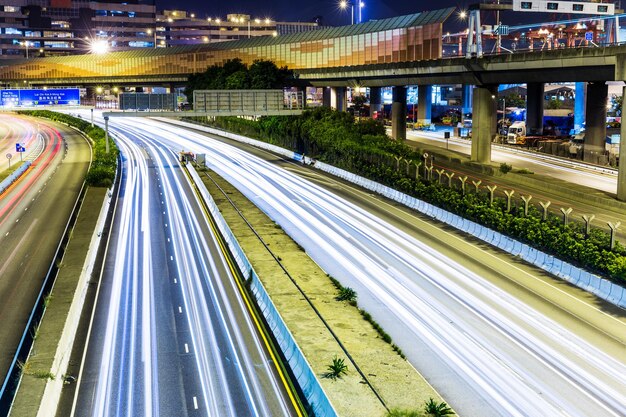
20;40;32;59
147;28;157;48
89;39;109;54
339;1;354;25
359;1;365;24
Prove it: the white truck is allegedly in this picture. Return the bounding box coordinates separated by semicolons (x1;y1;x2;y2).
507;121;526;145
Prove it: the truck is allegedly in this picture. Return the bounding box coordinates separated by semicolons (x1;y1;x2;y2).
506;121;527;145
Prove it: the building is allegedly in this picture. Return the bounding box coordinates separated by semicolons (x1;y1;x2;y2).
0;2;323;59
156;11;321;47
0;0;156;59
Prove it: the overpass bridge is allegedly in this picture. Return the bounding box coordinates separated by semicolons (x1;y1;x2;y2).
2;7;626;198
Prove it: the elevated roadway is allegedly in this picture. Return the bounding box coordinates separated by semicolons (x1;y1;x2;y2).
98;115;625;417
0;115;90;392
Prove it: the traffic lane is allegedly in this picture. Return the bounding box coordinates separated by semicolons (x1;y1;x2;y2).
140;129;297;417
403;131;626;233
0;114;38;175
0;123;64;225
203;146;626;416
149;119;626;349
73;138;192;417
0;121;89;383
144;118;620;414
73;122;296;417
404;130;617;194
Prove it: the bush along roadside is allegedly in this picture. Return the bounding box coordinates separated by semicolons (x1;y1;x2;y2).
17;110;119;187
201;107;626;284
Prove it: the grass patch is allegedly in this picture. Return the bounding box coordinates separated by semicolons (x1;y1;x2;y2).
323;356;348;380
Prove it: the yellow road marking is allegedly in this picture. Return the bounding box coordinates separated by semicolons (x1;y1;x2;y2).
183;164;306;417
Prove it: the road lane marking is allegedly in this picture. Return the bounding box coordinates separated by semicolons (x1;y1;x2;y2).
193;396;198;409
184;343;189;353
178;306;182;313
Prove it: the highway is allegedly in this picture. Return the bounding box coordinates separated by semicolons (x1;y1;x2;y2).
97;115;625;417
0;115;90;390
0;114;43;175
71;112;298;417
404;129;618;195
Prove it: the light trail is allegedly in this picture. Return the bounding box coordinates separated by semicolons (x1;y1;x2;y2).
71;111;297;417
115;116;626;417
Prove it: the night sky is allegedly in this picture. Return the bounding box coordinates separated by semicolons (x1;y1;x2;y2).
155;0;568;31
155;0;468;26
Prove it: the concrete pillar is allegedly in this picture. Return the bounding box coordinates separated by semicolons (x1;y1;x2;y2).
526;82;544;135
330;87;347;111
391;86;407;141
618;85;626;201
462;84;473;116
369;87;383;117
322;87;331;108
574;82;586;133
417;85;432;125
471;85;497;163
584;81;608;163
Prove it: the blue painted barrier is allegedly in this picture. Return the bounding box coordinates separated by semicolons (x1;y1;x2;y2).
188;166;337;417
0;161;32;195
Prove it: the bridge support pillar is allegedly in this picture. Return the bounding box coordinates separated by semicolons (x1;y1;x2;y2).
331;87;347;111
471;85;497;163
618;86;626;201
526;82;544;135
322;87;331;108
462;84;473;116
584;81;608;164
369;87;383;118
417;85;432;125
574;82;586;133
391;86;407;141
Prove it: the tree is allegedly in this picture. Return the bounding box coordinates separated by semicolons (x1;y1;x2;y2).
505;94;525;108
184;58;293;102
546;98;562;110
248;59;294;89
225;70;249;89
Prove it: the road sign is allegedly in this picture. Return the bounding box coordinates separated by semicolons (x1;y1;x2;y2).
585;32;593;41
15;144;25;153
6;153;12;160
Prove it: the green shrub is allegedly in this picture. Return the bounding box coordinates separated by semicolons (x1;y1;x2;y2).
424;398;454;416
335;286;357;303
499;162;512;174
199;109;626;284
324;356;348;380
17;110;119;187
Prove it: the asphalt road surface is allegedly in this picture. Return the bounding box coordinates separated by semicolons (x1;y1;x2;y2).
0;115;90;388
71;112;299;417
126;116;625;417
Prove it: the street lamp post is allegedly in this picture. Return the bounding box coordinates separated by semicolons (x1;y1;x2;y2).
21;41;31;59
339;1;354;25
359;1;364;24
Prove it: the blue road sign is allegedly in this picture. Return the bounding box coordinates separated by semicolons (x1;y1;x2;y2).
15;144;25;153
585;31;593;41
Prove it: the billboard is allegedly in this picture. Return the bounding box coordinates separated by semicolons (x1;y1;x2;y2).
0;88;80;107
